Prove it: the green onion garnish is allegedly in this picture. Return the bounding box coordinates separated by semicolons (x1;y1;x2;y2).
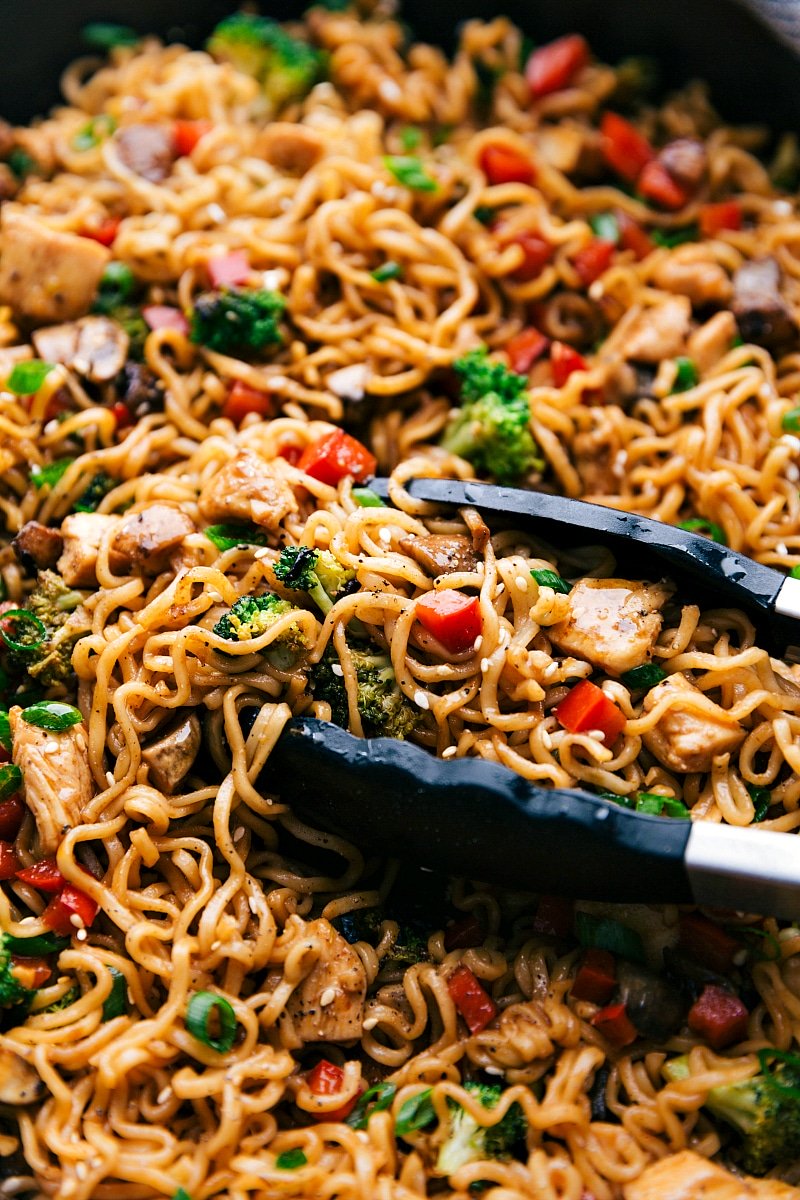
575;912;645;963
21;702;83;732
171;1191;192;1200
102;967;128;1021
531;568;571;594
275;1148;308;1170
394;1087;435;1136
72;114;117;152
352;487;385;508
791;566;800;580
589;212;620;243
31;458;75;490
620;663;666;690
3;931;69;955
0;712;10;752
7;361;55;396
95;262;136;311
371;261;403;282
598;789;636;808
204;524;271;552
746;783;772;822
677;517;727;545
0;764;22;801
399;126;421;151
0;610;47;654
671;357;699;393
346;1081;397;1129
651;224;698;248
7;149;36;180
782;407;800;432
635;792;690;819
383;155;438;192
186;991;238;1053
83;22;139;49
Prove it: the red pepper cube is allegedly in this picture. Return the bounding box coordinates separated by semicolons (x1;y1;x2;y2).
678;912;741;974
0;795;24;841
506;231;553;282
525;34;590;99
207;250;250;289
298;428;377;486
638;160;689;211
142;305;189;336
688;984;749;1050
10;956;52;990
591;1002;638;1048
79;216;121;247
699;200;743;238
447;964;498;1033
532;894;574;939
223;380;273;425
16;858;65;893
550;341;588;387
600;112;654;184
306;1058;359;1121
616;210;654;260
174;119;212;158
506;327;549;374
571;947;616;1005
42;884;98;937
479;143;536;187
555;679;626;745
415;590;482;655
0;841;19;881
572;239;615;287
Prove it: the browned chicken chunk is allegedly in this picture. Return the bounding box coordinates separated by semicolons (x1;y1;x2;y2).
652;245;732;308
198;451;298;530
285;918;367;1042
732;256;799;352
399;533;477;576
142;713;201;794
621;295;691;362
0;1047;44;1106
32;316;128;383
624;1149;799;1199
549;578;672;677
115;124;177;183
11;521;63;571
109;504;196;576
687;310;737;374
10;706;92;855
57;512;118;587
0;209;110;323
258;122;324;174
642;672;745;773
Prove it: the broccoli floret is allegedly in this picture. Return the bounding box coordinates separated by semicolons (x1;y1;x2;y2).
0;936;34;1009
190;288;286;356
207;14;325;114
334;907;429;966
213;593;306;668
273;546;355;617
436;1083;526;1177
74;473;116;513
664;1054;800;1176
440;347;540;485
311;643;421;740
14;570;89;686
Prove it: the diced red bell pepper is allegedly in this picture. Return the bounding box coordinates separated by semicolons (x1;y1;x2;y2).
279;444;302;466
506;231;553;282
699;200;742;238
447;964;498;1033
600;112;654;184
678;912;740;974
572;947;617;1005
207;250;250;289
307;1058;359;1121
142;305;189;336
15;858;65;893
506;327;549;374
532;894;574;938
688;984;749;1050
638;160;689;211
297;428;377;486
616;209;654;260
10;956;52;990
79;216;121;247
0;841;19;881
444;914;485;951
591;1001;638;1047
0;745;7;764
555;679;626;744
573;239;615;287
173;119;212;158
0;795;24;841
42;884;98;936
415;589;482;655
525;34;590;99
222;380;273;425
550;341;588;387
479;143;536;186
111;401;134;429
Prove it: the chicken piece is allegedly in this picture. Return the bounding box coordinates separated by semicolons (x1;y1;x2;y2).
642;672;745;774
652;245;732;308
549;578;672;677
142;712;201;794
0;345;32;376
32;316;128;383
109;504;195;576
732;256;799;353
258;122;324;174
57;512;118;587
11;521;63;571
687;310;738;374
198;451;298;530
115;124;176;183
622;295;691;362
0;1047;44;1106
9;706;92;855
0;209;110;324
572;425;622;496
398;533;477;577
624;1149;799;1199
285;918;367;1042
658;138;707;191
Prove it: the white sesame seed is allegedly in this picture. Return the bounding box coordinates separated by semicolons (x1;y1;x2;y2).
207;590;222;603
69;914;85;929
157;1086;171;1104
45;741;59;755
586;728;606;742
331;663;344;676
206;203;226;223
378;527;392;544
543;662;558;680
515;575;528;590
495;582;505;595
442;746;457;759
414;690;430;710
76;928;87;942
473;635;482;651
787;464;800;482
261;269;284;291
106;771;115;787
248;897;258;914
379;78;402;103
75;1163;87;1181
328;363;369;400
480;657;490;673
541;731;553;750
363;1017;378;1030
759;383;772;400
58;787;73;802
776;542;789;556
253;547;271;560
774;199;793;216
320;987;336;1007
234;827;245;842
211;941;221;952
499;629;510;647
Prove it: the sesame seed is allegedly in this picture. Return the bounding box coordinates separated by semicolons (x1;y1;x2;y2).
75;1163;87;1180
378;527;392;544
206;204;226;223
773;199;793;216
45;741;59;755
207;590;222;603
442;746;457;759
76;928;87;942
515;575;528;590
157;1087;171;1104
58;787;73;801
473;635;482;651
495;582;505;595
70;914;85;929
414;690;430;710
543;663;558;680
106;771;115;786
776;542;789;556
787;464;800;482
480;657;490;673
783;434;800;453
253;547;271;560
233;827;245;842
586;728;606;742
248;897;258;914
211;941;221;952
499;629;510;647
379;78;402;103
320;987;336;1007
363;1017;378;1030
483;1066;504;1076
331;663;344;676
541;731;553;750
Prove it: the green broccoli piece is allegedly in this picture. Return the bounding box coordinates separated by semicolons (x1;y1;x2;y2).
74;472;116;514
436;1083;526;1177
440;347;540;485
190;288;286;356
333;907;429;966
0;935;34;1009
207;13;325;114
273;546;355;616
213;592;306;664
17;571;89;687
311;643;421;740
664;1054;800;1176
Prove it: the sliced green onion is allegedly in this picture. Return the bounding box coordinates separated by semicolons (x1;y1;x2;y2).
575;912;645;963
352;486;385;508
102;967;128;1021
746;783;772;822
7;148;36;180
635;792;689;819
21;701;83;732
72;114;117;152
7;361;55;396
399;126;422;151
0;610;47;654
31;458;75;490
83;22;139;49
204;523;271;552
782;407;800;433
589;212;620;243
620;663;666;690
531;568;571;595
275;1148;307;1170
96;262;136;309
473;205;497;226
171;1191;192;1200
346;1081;397;1129
383;155;438;193
677;517;727;545
395;1087;436;1136
758;1048;800;1101
741;926;781;962
3;931;69;955
371;261;403;282
651;224;698;248
791;566;800;580
0;712;9;752
0;764;21;801
671;357;699;393
186;991;238;1053
731;333;744;349
597;788;636;809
